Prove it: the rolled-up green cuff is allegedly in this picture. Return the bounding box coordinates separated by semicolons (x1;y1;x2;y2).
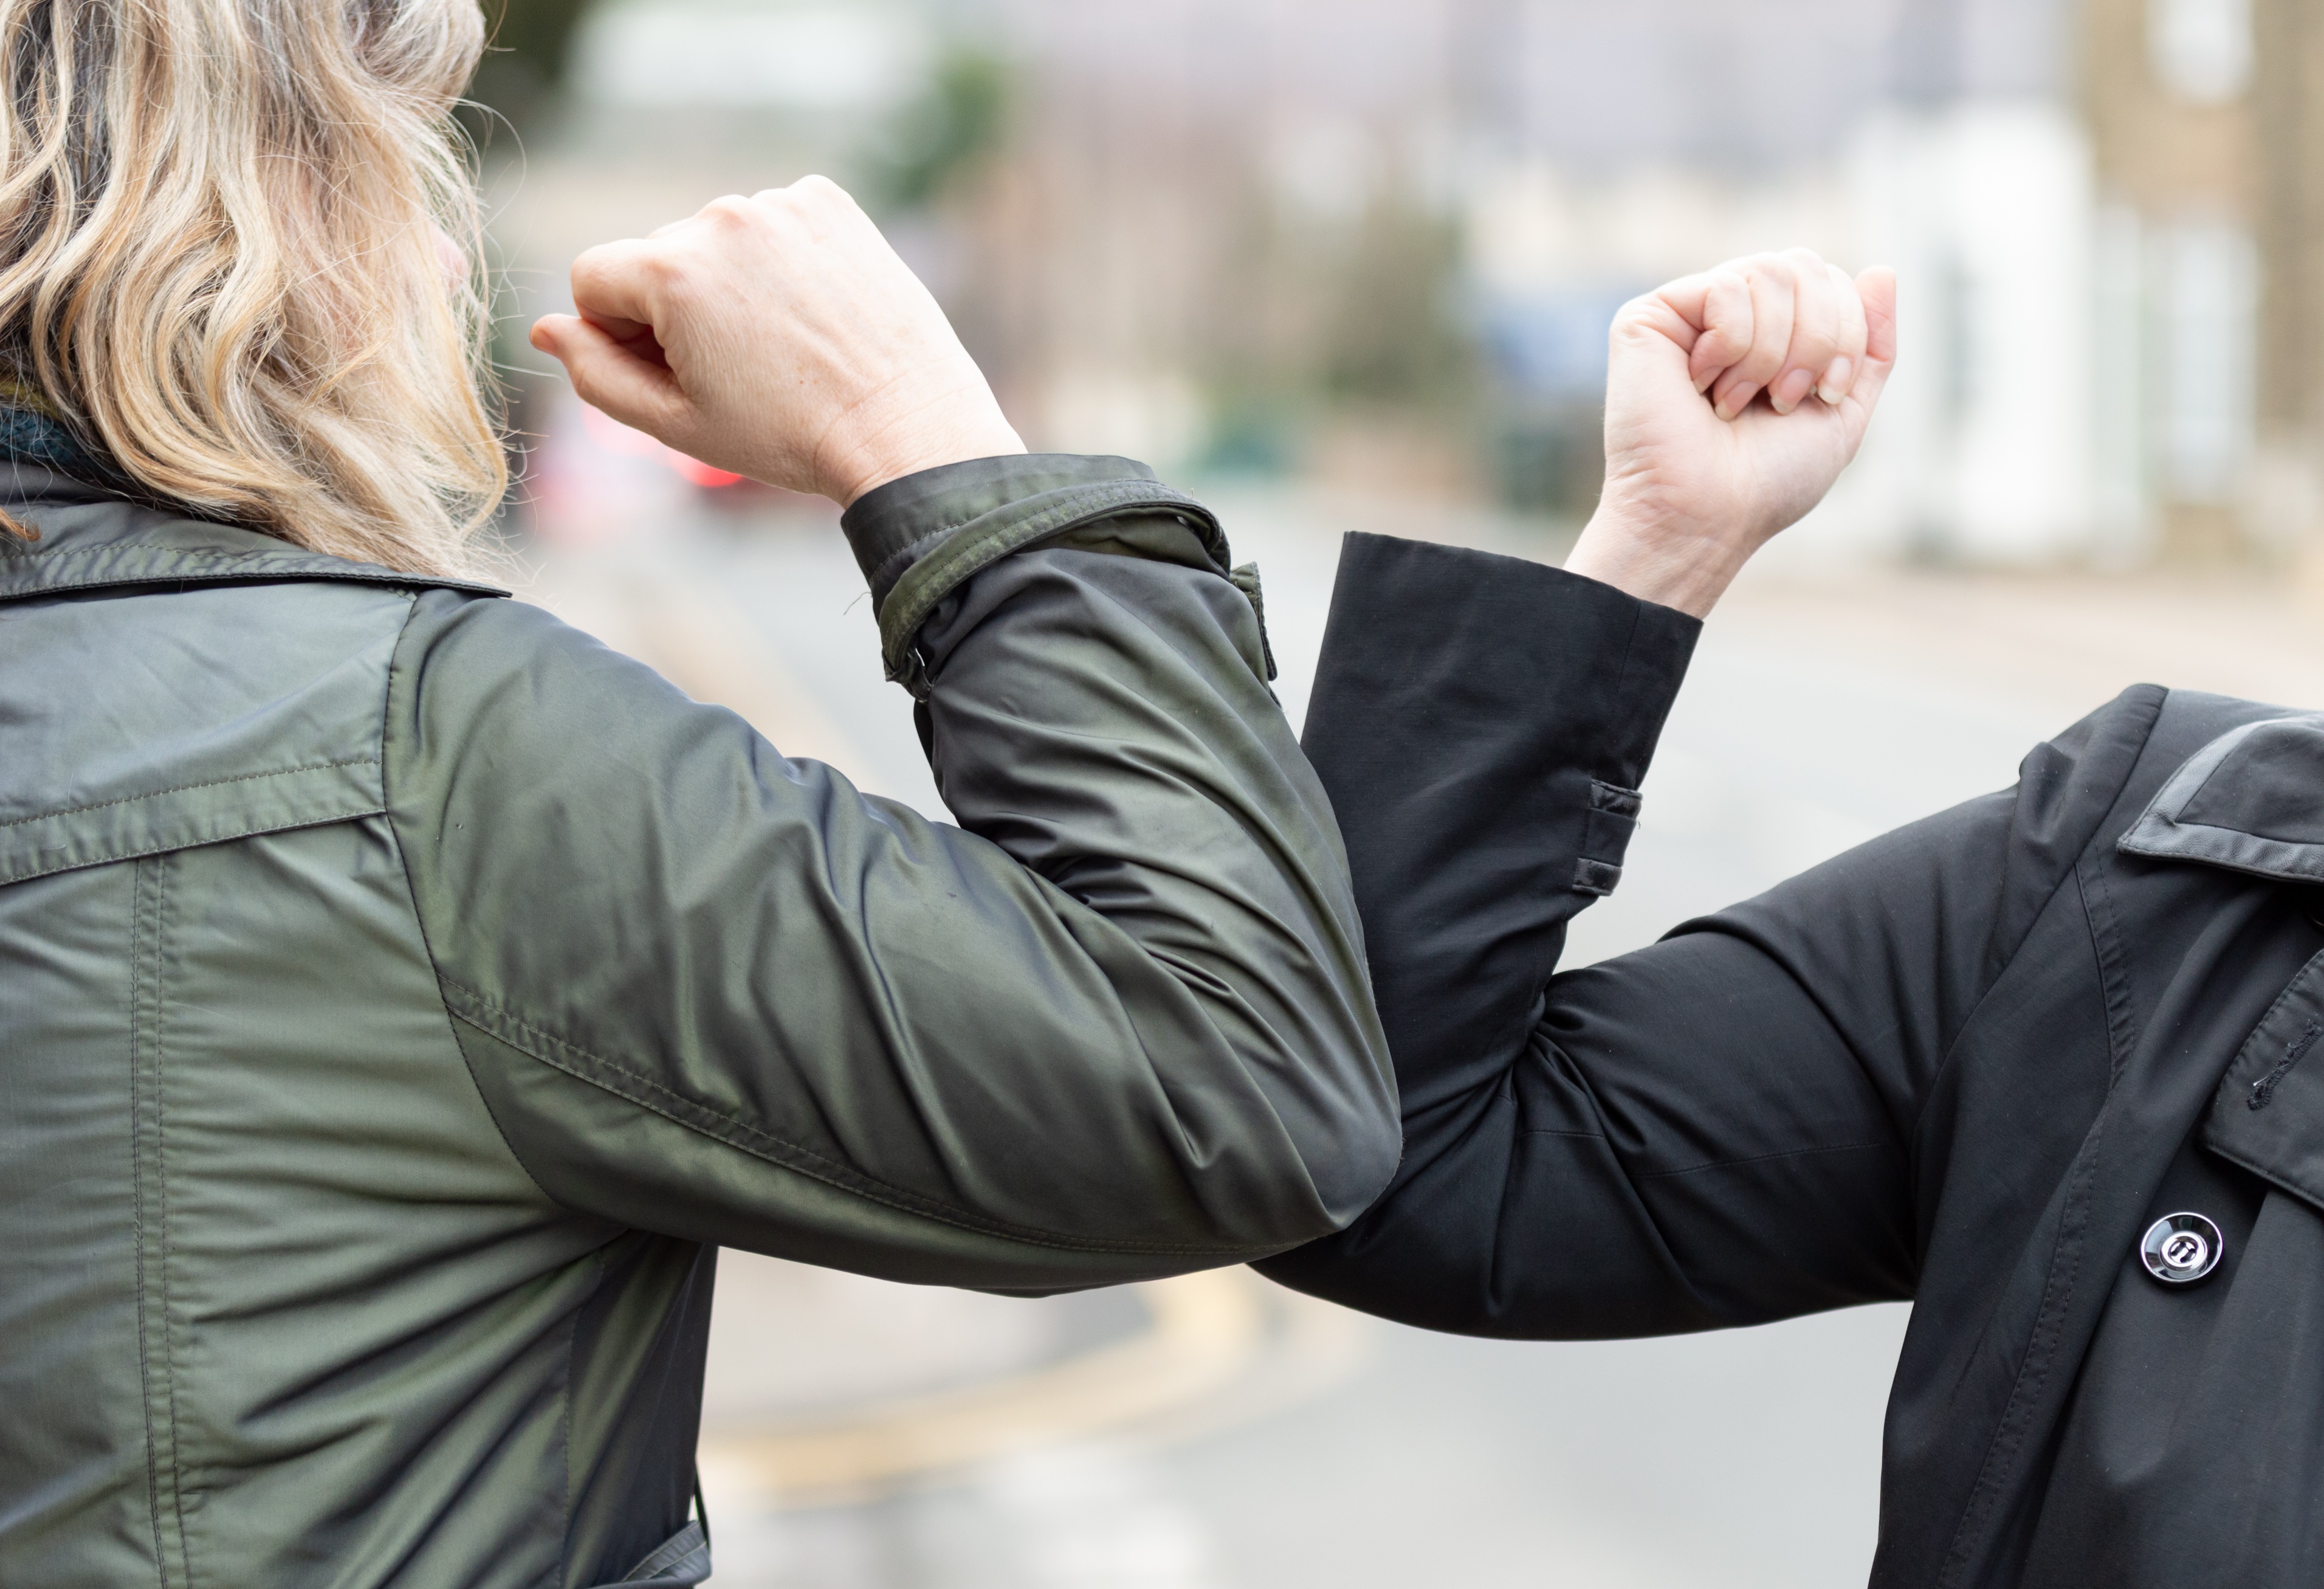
840;453;1229;695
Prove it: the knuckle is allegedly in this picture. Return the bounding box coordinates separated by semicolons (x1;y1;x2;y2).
569;245;615;284
794;173;844;202
700;193;757;230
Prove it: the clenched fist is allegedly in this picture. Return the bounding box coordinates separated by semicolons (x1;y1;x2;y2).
530;176;1025;505
1564;249;1898;617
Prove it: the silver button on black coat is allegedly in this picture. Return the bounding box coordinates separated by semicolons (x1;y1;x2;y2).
2140;1212;2224;1284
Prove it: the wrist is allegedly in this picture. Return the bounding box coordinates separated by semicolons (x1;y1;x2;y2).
1563;500;1753;619
818;381;1027;507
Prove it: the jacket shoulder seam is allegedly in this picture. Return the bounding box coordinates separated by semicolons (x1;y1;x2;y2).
1912;684;2169;1140
374;590;567;1218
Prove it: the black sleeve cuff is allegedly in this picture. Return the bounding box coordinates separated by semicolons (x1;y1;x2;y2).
1304;532;1700;900
839;453;1231;695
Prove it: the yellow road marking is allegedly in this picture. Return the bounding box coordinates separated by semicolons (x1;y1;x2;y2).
699;1269;1266;1504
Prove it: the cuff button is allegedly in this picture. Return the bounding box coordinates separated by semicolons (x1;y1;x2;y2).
2140;1212;2224;1286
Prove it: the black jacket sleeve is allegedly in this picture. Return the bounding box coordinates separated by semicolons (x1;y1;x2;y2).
383;457;1397;1294
1258;532;2116;1337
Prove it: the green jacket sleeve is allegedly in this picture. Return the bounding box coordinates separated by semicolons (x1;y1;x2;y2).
382;454;1398;1292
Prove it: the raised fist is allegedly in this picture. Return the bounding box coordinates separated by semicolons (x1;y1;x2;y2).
1564;249;1898;616
530;176;1025;505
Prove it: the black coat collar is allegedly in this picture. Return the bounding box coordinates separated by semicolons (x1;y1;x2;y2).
2120;711;2324;881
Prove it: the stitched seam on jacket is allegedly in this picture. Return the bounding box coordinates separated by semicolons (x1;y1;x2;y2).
879;484;1221;674
0;543;284;564
0;808;385;888
0;540;505;595
1939;935;2156;1589
155;854;195;1589
441;978;1253;1260
1930;697;2169;1589
1938;1096;2102;1589
0;759;378;830
867;520;974;596
372;593;563;1217
2081;858;2142;1087
1482;598;1663;1315
129;860;170;1589
1910;684;2169;1146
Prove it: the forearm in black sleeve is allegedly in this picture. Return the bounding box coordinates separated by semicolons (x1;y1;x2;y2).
1257;533;2020;1335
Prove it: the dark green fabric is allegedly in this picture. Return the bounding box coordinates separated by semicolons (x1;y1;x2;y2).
839;453;1235;693
0;458;1394;1587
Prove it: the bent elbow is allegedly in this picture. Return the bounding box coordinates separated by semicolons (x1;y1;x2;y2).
1251;1038;1403;1250
1313;1087;1403;1235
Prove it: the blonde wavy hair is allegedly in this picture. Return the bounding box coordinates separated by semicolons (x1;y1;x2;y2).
0;0;504;576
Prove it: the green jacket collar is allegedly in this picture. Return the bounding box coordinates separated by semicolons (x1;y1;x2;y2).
0;463;505;604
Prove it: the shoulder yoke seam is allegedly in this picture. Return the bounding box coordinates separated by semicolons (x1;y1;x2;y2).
0;759;378;830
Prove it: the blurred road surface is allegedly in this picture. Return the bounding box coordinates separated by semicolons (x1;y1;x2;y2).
521;480;2324;1589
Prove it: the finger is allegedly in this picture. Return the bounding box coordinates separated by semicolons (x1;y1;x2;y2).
1661;268;1753;393
1846;265;1899;413
1857;265;1898;370
1711;257;1795;419
568;238;672;339
530;314;690;439
1767;249;1841;415
1818;262;1870;405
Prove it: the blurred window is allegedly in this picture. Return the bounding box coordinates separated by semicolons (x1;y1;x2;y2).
2147;0;2254;105
2157;222;2258;505
572;2;927;110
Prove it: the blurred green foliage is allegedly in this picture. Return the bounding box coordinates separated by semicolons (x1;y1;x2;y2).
466;0;592;137
873;48;1012;212
1321;205;1476;409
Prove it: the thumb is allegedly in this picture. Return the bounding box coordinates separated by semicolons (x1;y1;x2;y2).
1844;265;1899;421
1856;266;1898;373
531;314;691;443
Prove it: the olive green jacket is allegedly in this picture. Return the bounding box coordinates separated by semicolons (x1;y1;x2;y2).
0;454;1397;1588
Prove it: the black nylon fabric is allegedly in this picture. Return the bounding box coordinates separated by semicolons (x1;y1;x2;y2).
1263;530;2324;1588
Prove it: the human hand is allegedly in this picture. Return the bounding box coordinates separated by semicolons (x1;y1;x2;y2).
1563;250;1897;616
529;176;1025;505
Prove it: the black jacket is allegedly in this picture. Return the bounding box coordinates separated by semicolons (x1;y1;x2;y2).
1261;532;2324;1588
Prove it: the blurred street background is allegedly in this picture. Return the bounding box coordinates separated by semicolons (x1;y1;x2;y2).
466;1;2324;1583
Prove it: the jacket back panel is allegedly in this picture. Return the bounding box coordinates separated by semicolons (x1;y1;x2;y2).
0;577;649;1587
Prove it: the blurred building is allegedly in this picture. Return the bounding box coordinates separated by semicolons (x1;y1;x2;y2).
498;0;2319;568
1451;0;2094;555
2083;0;2324;563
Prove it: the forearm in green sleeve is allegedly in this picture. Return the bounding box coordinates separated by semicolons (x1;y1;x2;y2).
385;457;1397;1292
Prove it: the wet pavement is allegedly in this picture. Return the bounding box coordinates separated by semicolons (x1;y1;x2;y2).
521;477;2324;1588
